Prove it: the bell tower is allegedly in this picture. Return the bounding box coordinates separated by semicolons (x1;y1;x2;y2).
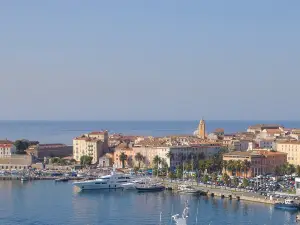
198;118;206;139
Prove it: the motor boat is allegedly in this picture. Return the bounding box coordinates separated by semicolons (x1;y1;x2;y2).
135;183;165;192
21;176;29;182
121;179;147;190
172;201;189;225
73;167;133;190
275;199;299;211
178;185;200;194
55;177;69;182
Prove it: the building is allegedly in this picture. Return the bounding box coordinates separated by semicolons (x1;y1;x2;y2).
0;140;16;157
0;155;33;170
113;146;135;168
276;141;300;165
214;128;224;137
132;142;222;169
247;124;284;134
73;135;104;164
26;144;72;160
198;118;206;139
98;153;113;167
87;131;109;153
223;150;287;177
256;138;274;149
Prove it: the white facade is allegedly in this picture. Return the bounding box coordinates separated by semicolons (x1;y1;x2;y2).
258;139;274;149
73;137;104;164
0;143;16;158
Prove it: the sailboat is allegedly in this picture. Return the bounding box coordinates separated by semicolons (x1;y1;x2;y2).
171;201;189;225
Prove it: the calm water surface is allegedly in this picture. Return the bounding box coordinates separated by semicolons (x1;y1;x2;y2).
0;180;298;225
1;120;300;144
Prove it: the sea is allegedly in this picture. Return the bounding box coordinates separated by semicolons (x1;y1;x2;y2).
1;120;300;225
0;120;300;145
0;180;298;225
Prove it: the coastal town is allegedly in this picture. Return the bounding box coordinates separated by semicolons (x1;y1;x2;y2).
1;120;300;198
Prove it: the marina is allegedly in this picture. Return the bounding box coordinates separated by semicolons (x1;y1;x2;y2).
0;180;299;225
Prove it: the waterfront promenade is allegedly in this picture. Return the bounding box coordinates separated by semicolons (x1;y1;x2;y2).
160;179;288;205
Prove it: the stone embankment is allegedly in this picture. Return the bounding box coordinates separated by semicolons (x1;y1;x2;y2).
161;180;277;205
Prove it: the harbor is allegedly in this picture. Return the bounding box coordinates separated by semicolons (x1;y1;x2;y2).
0;179;299;225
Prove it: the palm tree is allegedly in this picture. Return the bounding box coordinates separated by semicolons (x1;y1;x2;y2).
166;151;173;160
119;152;128;169
222;160;228;173
134;152;144;169
227;160;235;175
244;160;251;178
235;160;242;177
153;155;162;169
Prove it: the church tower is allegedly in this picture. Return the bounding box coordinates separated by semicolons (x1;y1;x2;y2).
198;118;206;139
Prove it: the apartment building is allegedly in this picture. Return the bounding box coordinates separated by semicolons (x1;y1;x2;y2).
73;136;104;164
0;140;16;158
276;141;300;165
223;150;287;177
132;142;221;169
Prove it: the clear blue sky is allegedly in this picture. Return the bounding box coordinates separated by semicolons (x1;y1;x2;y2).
1;1;299;120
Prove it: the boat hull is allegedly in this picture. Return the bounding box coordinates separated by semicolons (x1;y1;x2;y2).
274;203;299;211
73;182;123;190
136;186;165;192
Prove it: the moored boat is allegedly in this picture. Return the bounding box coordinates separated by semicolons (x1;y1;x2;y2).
73;167;133;190
136;183;165;192
178;185;200;194
21;176;29;182
55;177;69;182
275;199;299;211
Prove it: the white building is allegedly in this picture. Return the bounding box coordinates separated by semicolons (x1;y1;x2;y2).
73;136;104;164
258;139;274;149
0;140;16;158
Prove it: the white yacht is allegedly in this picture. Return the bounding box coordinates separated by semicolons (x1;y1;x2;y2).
121;179;147;190
73;168;133;190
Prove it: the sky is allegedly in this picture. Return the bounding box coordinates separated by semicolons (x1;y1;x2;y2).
0;1;299;121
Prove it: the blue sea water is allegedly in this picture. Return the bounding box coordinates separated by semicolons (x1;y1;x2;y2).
0;180;298;225
0;120;300;145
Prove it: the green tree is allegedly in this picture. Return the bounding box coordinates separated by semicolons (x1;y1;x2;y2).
235;160;242;176
14;140;30;154
198;160;206;174
233;176;239;187
203;174;209;184
119;152;128;168
242;178;249;188
296;165;300;177
166;151;173;160
222;173;230;187
287;164;296;175
211;172;218;184
80;155;93;166
51;157;60;164
133;166;139;174
134;153;144;169
176;166;183;179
